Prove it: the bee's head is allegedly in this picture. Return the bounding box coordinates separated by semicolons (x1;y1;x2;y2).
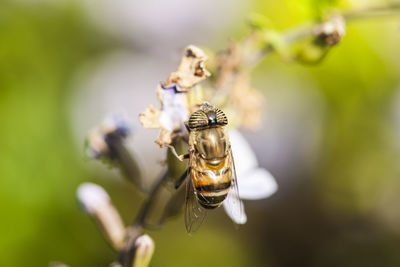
206;110;217;125
188;103;228;130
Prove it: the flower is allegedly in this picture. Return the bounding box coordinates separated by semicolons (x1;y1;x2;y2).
139;45;210;147
223;129;278;224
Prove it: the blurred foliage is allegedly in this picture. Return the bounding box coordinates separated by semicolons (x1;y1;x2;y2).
286;0;346;19
0;1;116;266
1;0;400;266
247;1;400;266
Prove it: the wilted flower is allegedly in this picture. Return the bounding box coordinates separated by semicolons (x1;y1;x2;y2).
86;112;132;158
86;113;144;189
226;71;264;129
139;83;189;147
77;183;127;250
166;45;210;90
223;129;278;224
139;45;210;147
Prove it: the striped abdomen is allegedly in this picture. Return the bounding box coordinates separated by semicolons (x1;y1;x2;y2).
190;156;232;209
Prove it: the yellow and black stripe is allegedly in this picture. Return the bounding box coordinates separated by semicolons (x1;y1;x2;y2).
191;161;232;209
195;180;231;209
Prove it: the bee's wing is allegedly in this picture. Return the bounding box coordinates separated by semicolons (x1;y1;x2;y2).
184;179;208;233
185;152;208;233
223;146;247;225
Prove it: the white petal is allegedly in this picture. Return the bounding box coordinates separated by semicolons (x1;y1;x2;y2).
159;106;188;132
159;109;176;131
223;200;247;224
228;129;258;174
238;168;278;200
159;89;188;132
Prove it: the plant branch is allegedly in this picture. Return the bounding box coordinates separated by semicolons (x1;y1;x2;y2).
107;133;144;192
343;3;400;20
249;3;400;66
117;170;170;267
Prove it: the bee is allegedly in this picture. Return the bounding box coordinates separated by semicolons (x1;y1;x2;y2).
175;102;244;233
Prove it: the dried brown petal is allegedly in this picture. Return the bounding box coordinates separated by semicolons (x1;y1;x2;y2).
230;72;263;129
215;41;242;90
155;128;173;148
139;105;161;129
166;45;210;90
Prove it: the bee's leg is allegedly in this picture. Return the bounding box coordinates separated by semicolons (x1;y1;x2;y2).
175;167;190;189
167;145;189;161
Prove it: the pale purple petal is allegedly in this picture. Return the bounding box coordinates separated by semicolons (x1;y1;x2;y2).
159;84;188;132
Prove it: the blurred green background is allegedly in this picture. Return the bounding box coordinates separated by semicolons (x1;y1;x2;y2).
1;0;400;266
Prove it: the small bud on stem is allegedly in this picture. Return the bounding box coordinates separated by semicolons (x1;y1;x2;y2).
87;113;144;191
77;183;127;250
132;234;155;267
313;14;346;46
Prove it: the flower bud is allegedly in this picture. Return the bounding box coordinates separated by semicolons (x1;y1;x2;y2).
86;112;132;158
77;183;126;250
86;128;109;158
132;234;155;267
314;14;346;45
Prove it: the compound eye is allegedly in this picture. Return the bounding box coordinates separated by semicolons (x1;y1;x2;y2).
215;108;228;126
188;110;208;129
